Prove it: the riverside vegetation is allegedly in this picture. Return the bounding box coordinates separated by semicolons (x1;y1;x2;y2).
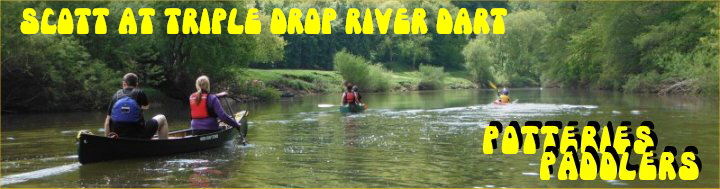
2;1;717;113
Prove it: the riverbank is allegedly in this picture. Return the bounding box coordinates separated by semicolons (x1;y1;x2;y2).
235;69;477;100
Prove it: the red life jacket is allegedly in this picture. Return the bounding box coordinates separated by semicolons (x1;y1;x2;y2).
190;93;211;119
344;92;356;103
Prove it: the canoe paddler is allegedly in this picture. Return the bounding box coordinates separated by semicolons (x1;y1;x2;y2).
189;75;242;135
341;84;360;106
104;73;170;139
352;85;363;103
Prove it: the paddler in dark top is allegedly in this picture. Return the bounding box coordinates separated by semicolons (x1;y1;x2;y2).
189;75;242;135
104;73;170;139
352;85;363;103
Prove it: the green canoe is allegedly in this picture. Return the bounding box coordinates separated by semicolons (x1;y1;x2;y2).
339;103;367;113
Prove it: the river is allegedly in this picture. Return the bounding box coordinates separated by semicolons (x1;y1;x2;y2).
1;88;718;187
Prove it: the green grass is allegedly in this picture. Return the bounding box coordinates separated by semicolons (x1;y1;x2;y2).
240;69;345;94
444;76;477;89
394;71;476;90
238;69;476;95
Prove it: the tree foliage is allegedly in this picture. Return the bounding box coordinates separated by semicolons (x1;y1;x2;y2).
2;2;286;112
418;64;446;90
333;50;390;92
257;0;473;71
3;1;717;113
465;1;717;94
537;1;718;93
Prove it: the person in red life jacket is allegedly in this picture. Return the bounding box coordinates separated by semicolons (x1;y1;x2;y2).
189;75;242;135
341;85;359;106
104;73;170;139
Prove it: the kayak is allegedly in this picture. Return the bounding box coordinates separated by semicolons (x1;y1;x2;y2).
493;100;510;105
339;103;367;113
493;99;518;105
77;111;248;164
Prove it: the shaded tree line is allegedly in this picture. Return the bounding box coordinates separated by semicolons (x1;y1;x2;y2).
3;0;716;113
2;1;284;112
463;1;718;95
251;0;507;71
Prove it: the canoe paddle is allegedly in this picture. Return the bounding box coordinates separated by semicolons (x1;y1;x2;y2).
488;81;500;97
218;92;246;144
318;103;368;109
488;81;497;90
318;104;336;108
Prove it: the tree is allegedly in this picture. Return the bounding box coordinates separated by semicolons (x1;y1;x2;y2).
463;37;496;84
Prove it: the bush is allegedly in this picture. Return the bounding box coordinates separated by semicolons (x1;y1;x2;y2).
333;50;390;92
418;64;446;90
266;79;313;91
623;71;664;93
367;64;391;92
252;87;281;101
507;74;540;88
654;49;718;95
462;38;496;84
623;49;719;95
1;35;118;112
235;80;280;101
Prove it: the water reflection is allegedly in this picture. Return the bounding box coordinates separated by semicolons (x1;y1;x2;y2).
77;142;243;188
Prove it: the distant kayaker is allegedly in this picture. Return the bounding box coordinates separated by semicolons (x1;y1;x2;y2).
189;75;242;135
104;73;170;139
496;88;511;104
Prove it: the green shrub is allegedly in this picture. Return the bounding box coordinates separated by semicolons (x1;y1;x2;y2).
418;64;446;90
623;49;719;95
333;50;390;92
462;39;496;84
444;77;477;89
235;80;280;101
253;87;281;101
623;71;664;93
266;79;313;91
367;64;391;92
654;49;718;95
2;35;118;112
507;74;540;88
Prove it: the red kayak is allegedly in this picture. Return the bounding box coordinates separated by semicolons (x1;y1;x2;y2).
493;100;510;105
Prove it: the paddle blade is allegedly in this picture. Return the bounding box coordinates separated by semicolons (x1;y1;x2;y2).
488;81;497;89
318;104;335;108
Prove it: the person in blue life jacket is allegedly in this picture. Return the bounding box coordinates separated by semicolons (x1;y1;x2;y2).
104;73;170;139
189;75;242;136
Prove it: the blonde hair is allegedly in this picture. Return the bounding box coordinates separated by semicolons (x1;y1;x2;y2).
196;75;210;93
193;75;210;105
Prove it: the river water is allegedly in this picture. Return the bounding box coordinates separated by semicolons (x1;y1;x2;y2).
1;88;718;187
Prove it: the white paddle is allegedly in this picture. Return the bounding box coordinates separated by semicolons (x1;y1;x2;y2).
318;104;335;108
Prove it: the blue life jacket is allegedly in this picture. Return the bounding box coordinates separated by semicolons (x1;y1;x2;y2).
111;95;142;123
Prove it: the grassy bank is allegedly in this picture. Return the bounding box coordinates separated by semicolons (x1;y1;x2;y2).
237;69;477;100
